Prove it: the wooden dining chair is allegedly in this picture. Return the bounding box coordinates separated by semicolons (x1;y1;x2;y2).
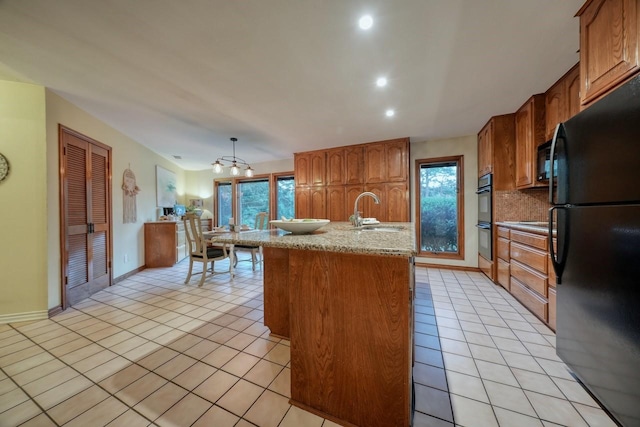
234;212;268;271
183;213;232;287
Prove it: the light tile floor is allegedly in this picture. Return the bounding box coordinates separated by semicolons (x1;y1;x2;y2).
0;261;617;426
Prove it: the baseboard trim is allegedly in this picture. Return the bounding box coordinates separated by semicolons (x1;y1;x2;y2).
0;310;49;325
414;262;480;272
113;265;146;284
48;306;63;318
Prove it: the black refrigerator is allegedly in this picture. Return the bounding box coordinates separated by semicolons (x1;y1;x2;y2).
549;74;640;427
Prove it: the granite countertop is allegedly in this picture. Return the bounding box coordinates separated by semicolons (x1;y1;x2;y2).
496;221;556;236
204;222;417;257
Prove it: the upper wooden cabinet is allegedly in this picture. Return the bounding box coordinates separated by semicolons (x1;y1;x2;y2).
578;0;640;106
545;63;580;140
345;146;364;185
515;95;546;189
295;150;325;187
365;138;409;183
295;138;409;220
477;114;516;191
326;148;345;186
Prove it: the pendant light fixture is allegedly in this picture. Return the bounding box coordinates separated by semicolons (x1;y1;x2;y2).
211;137;254;177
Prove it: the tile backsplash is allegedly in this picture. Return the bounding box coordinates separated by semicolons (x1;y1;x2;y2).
495;189;550;222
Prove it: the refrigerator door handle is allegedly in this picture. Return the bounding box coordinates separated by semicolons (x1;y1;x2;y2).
549;206;568;284
549;123;564;205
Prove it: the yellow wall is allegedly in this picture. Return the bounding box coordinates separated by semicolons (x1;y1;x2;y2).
411;135;479;268
44;90;188;310
0;81;48;321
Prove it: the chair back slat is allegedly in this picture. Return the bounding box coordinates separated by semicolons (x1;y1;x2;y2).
184;213;204;255
255;212;269;230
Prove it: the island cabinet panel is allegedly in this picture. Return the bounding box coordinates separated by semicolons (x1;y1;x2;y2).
288;250;411;427
578;0;640;106
263;247;290;338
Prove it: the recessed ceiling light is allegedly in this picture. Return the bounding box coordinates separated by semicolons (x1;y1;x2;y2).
359;15;373;30
376;77;387;87
385;109;395;117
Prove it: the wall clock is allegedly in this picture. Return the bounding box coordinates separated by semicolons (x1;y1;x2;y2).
0;153;9;182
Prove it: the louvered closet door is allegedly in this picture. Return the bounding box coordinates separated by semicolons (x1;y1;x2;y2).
61;127;111;307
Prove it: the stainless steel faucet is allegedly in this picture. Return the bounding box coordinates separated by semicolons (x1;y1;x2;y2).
353;192;380;227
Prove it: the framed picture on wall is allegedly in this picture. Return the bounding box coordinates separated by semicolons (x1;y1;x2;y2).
156;165;177;207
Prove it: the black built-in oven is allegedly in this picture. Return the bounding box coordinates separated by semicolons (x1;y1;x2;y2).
476;173;492;260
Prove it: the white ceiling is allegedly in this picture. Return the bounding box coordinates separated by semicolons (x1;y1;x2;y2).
0;0;583;171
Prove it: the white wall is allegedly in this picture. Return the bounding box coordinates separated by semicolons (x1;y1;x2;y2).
410;135;478;268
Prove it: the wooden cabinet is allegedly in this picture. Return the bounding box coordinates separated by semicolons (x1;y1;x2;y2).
326;148;345;186
295;186;326;219
326;186;346;221
295;138;409;221
477;114;516;190
144;221;187;268
515;94;546;189
294;150;325;187
478;121;493;177
545;63;580;140
497;224;555;329
496;226;511;291
578;0;640;106
345;146;364;185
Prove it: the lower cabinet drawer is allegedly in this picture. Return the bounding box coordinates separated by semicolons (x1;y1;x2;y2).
497;259;510;291
510;260;547;297
510;242;547;273
510;277;548;322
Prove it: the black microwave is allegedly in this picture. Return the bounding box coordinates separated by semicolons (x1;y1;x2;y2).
537;140;557;181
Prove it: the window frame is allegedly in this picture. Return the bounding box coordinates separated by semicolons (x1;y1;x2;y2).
414;155;465;260
213;171;295;228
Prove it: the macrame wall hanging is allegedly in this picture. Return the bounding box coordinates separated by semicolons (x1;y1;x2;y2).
122;167;141;223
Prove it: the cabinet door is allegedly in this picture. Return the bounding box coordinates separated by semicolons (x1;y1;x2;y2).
294;153;311;187
345;146;364;185
310;186;326;218
386;183;409;222
364;143;386;183
326;148;345;186
515;95;545;189
579;0;640;105
363;184;385;221
309;152;326;186
346;185;365;220
385;139;408;182
295;187;311;218
566;64;581;118
545;79;564;141
327;186;346;221
478;121;493;177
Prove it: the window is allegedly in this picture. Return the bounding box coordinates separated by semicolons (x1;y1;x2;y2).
216;181;232;227
275;175;295;220
416;156;464;259
213;172;295;227
237;178;270;226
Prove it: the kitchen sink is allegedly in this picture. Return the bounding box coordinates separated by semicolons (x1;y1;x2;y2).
356;225;404;232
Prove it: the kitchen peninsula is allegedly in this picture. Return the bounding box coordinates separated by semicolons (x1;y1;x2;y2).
208;223;416;427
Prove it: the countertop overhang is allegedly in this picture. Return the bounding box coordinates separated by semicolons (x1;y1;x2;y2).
205;222;417;257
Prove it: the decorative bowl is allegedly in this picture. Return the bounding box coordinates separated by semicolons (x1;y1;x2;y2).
270;219;330;234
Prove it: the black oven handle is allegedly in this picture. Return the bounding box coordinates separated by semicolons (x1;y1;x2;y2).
475;223;491;229
476;187;491;195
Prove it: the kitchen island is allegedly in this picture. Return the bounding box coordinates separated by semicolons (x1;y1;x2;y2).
207;222;416;427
